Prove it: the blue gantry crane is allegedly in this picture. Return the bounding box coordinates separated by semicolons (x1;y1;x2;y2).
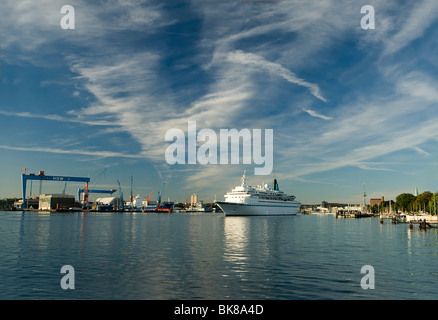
21;170;90;209
77;188;117;203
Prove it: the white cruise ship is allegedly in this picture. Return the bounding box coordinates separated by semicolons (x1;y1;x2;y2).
215;172;301;216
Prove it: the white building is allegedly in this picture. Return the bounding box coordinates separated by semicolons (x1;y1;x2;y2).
39;194;75;210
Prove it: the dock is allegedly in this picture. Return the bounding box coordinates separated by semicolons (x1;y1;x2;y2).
336;209;373;219
379;213;437;229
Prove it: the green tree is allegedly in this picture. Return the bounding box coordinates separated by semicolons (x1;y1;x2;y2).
427;193;438;215
413;191;433;213
396;193;415;212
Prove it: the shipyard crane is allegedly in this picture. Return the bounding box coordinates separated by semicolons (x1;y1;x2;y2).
141;180;172;213
117;179;124;201
77;188;117;202
156;179;167;209
116;179;125;210
145;190;153;207
130;176;133;204
21;171;90;209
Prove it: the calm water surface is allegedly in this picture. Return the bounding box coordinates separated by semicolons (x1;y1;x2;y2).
0;211;437;299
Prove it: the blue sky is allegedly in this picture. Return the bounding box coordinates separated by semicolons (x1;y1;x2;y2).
1;1;438;204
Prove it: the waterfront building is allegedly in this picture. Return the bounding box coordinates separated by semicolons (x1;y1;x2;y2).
370;196;384;208
190;194;198;205
14;198;39;210
39;194;75;210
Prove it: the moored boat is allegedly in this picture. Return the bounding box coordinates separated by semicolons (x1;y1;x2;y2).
215;171;301;216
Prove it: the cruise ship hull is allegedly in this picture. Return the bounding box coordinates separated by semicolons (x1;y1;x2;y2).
216;201;300;216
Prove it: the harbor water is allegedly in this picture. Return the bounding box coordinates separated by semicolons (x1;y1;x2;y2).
0;211;437;300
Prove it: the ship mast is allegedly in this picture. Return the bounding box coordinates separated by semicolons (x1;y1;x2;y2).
241;170;247;187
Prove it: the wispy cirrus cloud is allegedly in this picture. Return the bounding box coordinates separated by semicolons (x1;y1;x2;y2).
381;1;438;56
0;0;173;63
302;108;332;120
0;144;145;159
68;51;172;161
0;110;114;126
276;87;438;183
2;0;438;202
227;50;327;103
410;146;431;157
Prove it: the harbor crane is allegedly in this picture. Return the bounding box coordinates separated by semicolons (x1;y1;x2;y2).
117;179;124;201
156;179;167;210
77;188;117;203
146;190;153;207
116;179;124;210
130;175;134;204
21;170;90;209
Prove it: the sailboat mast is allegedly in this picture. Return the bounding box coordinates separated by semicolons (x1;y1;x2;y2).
363;183;367;212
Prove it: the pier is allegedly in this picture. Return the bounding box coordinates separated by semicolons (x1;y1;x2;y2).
379;213;437;229
336;209;373;219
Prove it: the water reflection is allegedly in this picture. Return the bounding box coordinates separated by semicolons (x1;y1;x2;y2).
19;211;51;252
222;216;299;299
223;217;285;267
5;211;438;299
223;217;249;264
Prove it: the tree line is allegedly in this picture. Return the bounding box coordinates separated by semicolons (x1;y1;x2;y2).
371;192;437;214
0;198;19;210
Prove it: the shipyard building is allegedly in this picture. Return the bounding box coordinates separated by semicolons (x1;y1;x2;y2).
39;194;75;210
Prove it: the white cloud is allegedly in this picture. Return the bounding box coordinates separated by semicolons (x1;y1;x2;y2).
0;0;171;65
227;50;327;102
302;108;332;120
410;146;431;157
277;94;438;181
0;144;144;159
0;110;114;126
2;0;438;202
396;71;438;102
382;1;438;56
